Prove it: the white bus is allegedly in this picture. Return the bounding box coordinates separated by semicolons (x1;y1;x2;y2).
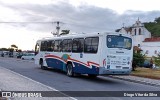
35;32;133;77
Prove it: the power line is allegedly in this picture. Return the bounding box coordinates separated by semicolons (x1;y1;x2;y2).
0;21;108;33
0;21;66;36
0;21;52;24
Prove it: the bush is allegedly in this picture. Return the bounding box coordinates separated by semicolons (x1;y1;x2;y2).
154;56;160;67
132;52;145;71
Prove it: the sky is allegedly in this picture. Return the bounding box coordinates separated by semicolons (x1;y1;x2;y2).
0;0;160;50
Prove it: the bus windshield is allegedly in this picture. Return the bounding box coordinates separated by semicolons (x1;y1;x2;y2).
107;35;132;50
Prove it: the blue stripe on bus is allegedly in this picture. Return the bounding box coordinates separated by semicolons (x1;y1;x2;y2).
46;58;99;75
46;58;65;70
73;62;99;74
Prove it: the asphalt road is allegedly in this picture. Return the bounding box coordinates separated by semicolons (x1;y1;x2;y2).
0;57;160;100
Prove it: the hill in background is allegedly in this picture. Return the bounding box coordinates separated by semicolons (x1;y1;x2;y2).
144;17;160;37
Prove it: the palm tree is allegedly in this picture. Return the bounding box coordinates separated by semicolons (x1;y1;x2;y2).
11;44;18;51
60;30;70;35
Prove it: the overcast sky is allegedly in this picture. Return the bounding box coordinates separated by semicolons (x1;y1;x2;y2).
0;0;160;50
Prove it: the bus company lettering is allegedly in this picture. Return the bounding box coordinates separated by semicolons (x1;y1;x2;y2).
108;55;116;58
116;51;124;53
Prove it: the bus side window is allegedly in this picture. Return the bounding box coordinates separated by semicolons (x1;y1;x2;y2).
47;41;53;52
62;39;67;52
84;37;99;53
68;39;72;52
40;41;47;51
62;39;72;52
59;40;63;52
91;37;99;53
54;40;62;52
72;38;84;53
51;40;55;52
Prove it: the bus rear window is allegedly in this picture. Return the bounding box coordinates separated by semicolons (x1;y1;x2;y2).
107;35;132;50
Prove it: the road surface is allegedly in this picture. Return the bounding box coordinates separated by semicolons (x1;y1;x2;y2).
0;57;160;100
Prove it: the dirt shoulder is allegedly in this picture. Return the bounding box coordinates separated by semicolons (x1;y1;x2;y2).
131;67;160;80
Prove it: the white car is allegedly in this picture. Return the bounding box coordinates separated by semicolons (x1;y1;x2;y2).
21;53;35;60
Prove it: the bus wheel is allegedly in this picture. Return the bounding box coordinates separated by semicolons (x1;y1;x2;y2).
66;64;74;77
88;74;97;78
40;60;47;70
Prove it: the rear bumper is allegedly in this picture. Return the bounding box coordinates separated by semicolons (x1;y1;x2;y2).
99;67;132;75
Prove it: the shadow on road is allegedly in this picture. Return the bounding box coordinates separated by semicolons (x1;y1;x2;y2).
35;67;121;85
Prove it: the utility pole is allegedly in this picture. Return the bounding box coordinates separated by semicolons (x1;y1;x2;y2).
51;21;64;36
55;21;60;36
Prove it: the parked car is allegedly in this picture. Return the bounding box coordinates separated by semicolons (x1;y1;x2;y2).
9;52;13;57
16;53;23;58
1;53;4;57
143;60;151;68
21;53;35;60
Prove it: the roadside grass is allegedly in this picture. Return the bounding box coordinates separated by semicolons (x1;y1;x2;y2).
131;67;160;80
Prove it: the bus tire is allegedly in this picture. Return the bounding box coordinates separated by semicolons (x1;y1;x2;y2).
88;74;97;78
40;60;47;70
66;64;74;77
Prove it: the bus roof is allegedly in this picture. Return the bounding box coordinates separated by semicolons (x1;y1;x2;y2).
37;32;131;41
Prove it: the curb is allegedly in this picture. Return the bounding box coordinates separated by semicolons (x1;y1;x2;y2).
108;75;160;87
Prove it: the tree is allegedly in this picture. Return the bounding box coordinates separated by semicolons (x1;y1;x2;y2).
11;44;18;51
154;55;160;67
144;17;160;37
60;30;70;35
11;44;18;48
132;52;145;71
17;49;22;52
154;17;160;23
8;48;14;52
0;48;8;51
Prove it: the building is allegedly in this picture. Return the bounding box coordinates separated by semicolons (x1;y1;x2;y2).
117;19;160;57
141;38;160;57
